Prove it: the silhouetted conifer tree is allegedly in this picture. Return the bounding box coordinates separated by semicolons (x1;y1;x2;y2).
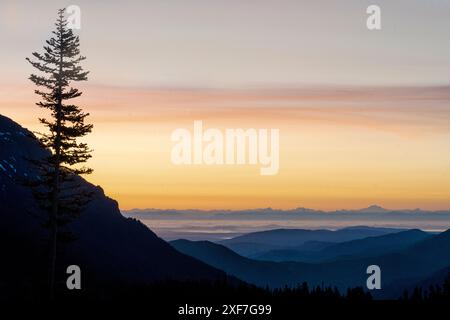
26;8;92;300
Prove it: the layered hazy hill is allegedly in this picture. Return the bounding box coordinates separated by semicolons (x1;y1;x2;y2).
219;226;406;256
171;228;450;296
250;229;432;262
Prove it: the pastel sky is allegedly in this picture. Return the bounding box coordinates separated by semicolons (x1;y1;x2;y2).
1;0;450;210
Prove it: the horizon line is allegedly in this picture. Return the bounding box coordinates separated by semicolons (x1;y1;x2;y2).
121;204;450;213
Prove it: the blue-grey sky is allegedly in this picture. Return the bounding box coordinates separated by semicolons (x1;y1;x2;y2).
1;0;449;87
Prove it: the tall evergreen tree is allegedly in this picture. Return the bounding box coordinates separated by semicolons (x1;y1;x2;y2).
26;8;92;300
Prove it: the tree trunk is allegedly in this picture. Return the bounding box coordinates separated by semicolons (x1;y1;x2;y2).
48;35;63;301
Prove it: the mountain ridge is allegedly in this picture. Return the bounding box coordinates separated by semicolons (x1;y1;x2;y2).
0;114;228;297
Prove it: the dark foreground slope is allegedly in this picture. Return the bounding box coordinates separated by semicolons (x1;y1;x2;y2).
171;239;301;288
0;114;226;301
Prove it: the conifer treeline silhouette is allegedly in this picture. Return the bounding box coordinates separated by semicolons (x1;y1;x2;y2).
402;273;450;303
26;8;92;300
4;273;450;306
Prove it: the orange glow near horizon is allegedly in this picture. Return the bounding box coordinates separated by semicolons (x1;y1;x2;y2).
1;84;450;211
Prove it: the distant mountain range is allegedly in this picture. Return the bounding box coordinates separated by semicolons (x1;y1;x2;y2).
124;206;450;221
0;114;227;297
124;206;450;240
